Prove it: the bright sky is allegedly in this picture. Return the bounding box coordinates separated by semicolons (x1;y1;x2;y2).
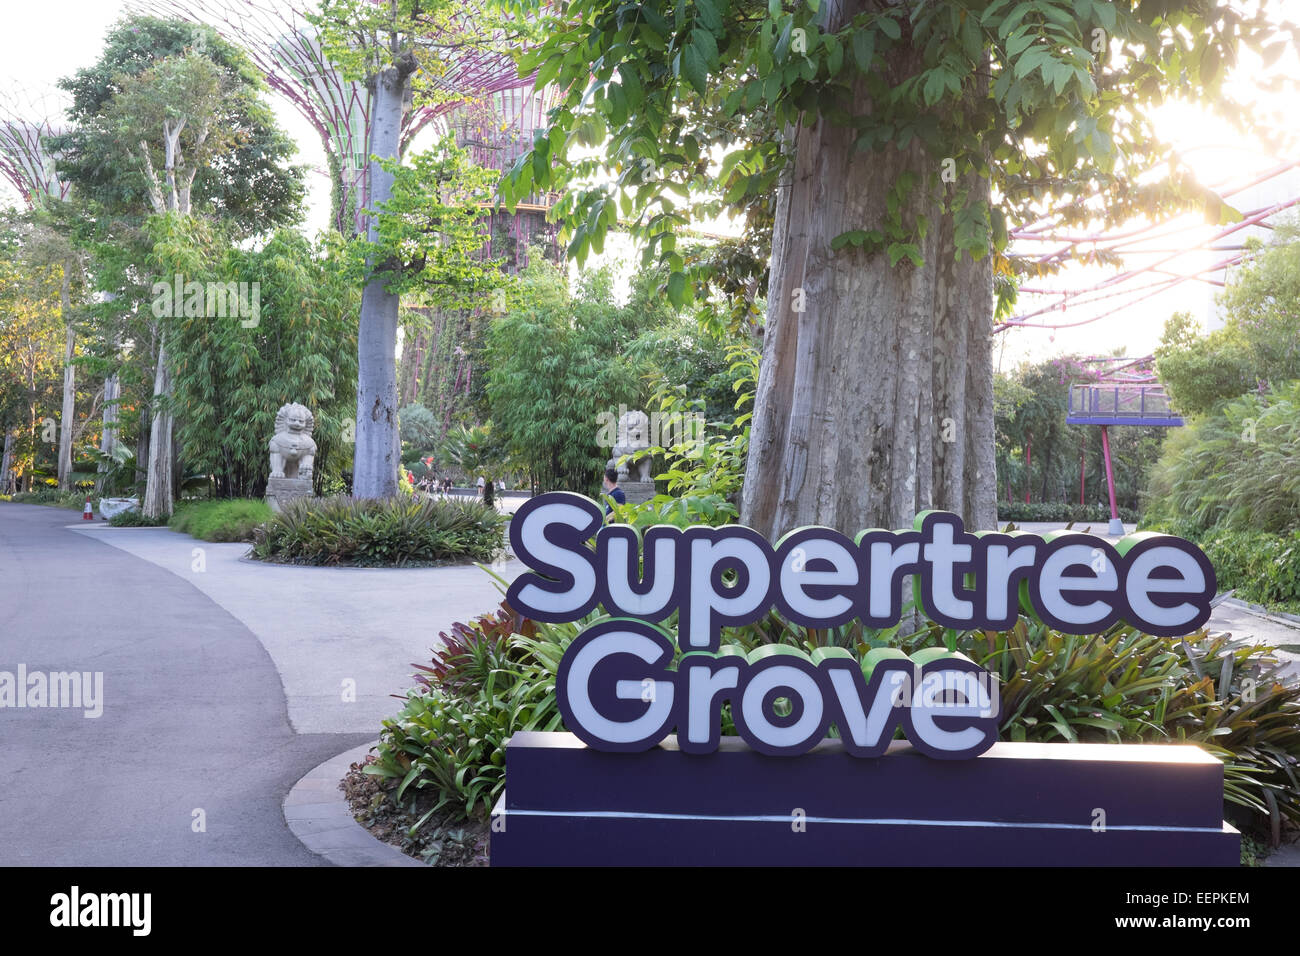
998;27;1300;368
3;1;1297;363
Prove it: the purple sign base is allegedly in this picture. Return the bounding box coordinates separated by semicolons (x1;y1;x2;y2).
490;732;1240;866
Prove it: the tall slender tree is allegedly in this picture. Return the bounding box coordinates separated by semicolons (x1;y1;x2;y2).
101;53;257;516
137;0;528;236
50;15;306;516
311;0;526;498
0;94;87;492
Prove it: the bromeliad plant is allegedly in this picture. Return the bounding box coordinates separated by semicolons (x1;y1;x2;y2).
364;602;592;822
365;577;1300;844
409;604;533;698
250;494;504;566
894;618;1300;839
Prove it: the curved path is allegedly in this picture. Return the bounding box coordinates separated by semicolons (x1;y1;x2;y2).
0;502;518;865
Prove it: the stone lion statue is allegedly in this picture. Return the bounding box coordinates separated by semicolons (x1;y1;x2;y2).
611;409;653;483
268;402;317;480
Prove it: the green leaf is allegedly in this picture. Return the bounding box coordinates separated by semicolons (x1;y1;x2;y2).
1006;28;1034;59
831;229;867;251
922;70;947;106
852;30;876;70
825;35;843;76
681;44;709;95
774;18;794;60
1200;45;1222;86
666;270;687;305
692;27;720;67
1050;61;1074;96
535;54;564;89
697;0;724;32
887;242;923;267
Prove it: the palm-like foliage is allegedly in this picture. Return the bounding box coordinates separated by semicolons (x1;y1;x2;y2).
439;423;509;504
1145;380;1300;535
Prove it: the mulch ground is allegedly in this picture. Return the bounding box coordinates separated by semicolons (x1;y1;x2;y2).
340;761;489;866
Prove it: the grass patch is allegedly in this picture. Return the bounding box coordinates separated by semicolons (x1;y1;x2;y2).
7;488;94;510
170;499;272;542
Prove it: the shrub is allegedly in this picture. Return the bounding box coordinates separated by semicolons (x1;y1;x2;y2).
996;501;1139;524
399;403;439;448
915;620;1300;838
9;488;92;510
1137;520;1300;611
605;343;757;530
365;604;576;821
108;509;168;527
250;494;504;566
169;499;273;542
1143;380;1300;536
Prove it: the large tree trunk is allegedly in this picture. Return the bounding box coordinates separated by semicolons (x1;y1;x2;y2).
0;429;15;494
142;336;174;518
57;262;76;491
138;123;186;516
352;60;414;500
932;171;997;531
740;2;996;539
96;373;120;494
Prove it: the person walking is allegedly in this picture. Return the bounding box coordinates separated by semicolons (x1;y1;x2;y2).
602;466;625;518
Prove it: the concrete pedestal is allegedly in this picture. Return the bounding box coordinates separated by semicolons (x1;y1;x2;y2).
266;476;314;513
619;481;656;505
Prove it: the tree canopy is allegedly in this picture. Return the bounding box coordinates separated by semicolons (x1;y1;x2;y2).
49;14;305;231
502;0;1287;300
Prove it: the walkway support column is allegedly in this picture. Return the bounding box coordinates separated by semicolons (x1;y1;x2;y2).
1100;425;1123;535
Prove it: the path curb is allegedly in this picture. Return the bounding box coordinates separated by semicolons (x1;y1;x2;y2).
284;740;425;868
1221;597;1300;631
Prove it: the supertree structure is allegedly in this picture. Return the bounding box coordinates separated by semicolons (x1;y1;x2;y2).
0;89;70;206
131;0;547;240
998;158;1300;336
433;81;562;271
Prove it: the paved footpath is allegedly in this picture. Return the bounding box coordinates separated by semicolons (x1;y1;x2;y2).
67;520;528;733
0;503;521;865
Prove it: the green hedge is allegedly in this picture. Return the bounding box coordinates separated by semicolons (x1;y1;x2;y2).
996;501;1139;524
250;495;504;567
1139;519;1300;610
169;499;272;542
7;488;92;510
1199;529;1300;609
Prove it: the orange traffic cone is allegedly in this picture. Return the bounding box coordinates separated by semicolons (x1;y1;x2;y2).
82;497;94;521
